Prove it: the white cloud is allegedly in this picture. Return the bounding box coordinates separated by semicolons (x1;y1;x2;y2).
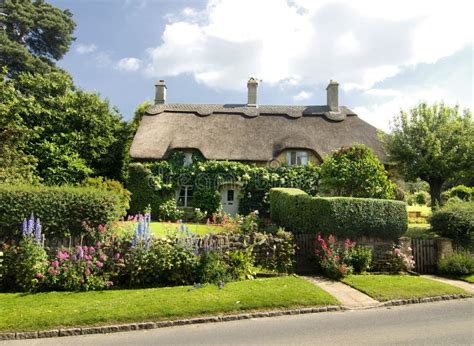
293;91;313;101
75;43;97;54
141;0;472;91
354;85;472;131
117;57;142;72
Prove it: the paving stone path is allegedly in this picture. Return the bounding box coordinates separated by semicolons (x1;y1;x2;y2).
304;276;380;309
421;275;474;294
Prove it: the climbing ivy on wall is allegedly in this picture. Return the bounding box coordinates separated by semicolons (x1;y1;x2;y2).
127;152;321;218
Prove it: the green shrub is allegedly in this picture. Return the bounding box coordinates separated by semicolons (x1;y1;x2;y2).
227;248;256;280
158;199;184;222
429;201;474;248
252;229;296;273
442;185;473;202
319;144;396;199
0;238;48;292
81;177;131;217
197;250;231;284
0;184;124;239
415;191;430;205
438;251;474;276
269;188;407;240
350;245;373;273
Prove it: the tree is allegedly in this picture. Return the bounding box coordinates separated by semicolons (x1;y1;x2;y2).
0;0;76;75
383;103;473;206
1;70;127;185
319;144;396;199
0;67;39;184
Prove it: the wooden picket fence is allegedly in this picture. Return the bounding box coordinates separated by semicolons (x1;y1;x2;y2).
412;238;437;273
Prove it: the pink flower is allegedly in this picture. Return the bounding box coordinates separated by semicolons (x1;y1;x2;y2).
88;246;95;254
48;268;59;276
57;251;69;261
107;281;113;287
96;261;104;268
83;246;88;252
84;255;92;260
51;260;59;268
100;254;107;262
85;268;91;276
86;261;92;267
394;248;401;255
35;273;44;279
114;253;121;260
96;241;102;248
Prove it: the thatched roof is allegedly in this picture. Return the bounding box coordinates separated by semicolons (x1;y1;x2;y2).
130;103;385;162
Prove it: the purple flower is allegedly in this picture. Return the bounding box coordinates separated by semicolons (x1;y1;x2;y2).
34;218;41;245
77;246;84;259
27;214;34;236
22;219;28;237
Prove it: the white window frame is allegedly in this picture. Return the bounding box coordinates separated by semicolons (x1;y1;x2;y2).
286;150;309;166
176;185;194;208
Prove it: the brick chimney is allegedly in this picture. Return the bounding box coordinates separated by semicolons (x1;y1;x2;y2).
326;80;339;112
155;80;167;105
247;78;258;107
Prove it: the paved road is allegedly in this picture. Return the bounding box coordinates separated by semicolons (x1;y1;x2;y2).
3;299;473;345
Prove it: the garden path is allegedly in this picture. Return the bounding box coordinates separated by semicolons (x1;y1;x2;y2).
421;275;474;294
304;276;380;309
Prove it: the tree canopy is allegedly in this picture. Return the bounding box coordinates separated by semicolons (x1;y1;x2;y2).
383;103;473;206
319;144;396;199
0;69;127;185
0;0;76;75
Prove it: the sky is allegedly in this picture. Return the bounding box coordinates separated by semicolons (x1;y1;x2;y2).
50;0;473;130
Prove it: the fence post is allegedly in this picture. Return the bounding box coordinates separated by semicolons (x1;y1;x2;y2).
434;238;453;262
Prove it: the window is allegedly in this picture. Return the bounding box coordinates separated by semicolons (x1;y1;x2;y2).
227;189;234;202
176;185;194;207
183;152;193;167
286;150;309;166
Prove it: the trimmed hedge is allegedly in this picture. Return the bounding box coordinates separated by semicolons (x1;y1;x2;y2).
269;188;407;240
430;201;474;249
0;184;124;239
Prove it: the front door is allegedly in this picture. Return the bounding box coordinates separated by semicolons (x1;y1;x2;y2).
220;185;239;215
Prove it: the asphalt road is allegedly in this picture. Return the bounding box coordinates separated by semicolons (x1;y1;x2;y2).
3;299;473;345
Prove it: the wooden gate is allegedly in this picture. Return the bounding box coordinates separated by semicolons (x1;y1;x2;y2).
412;238;437;273
293;234;316;274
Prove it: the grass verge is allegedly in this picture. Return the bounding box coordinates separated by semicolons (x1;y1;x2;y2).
341;274;469;302
0;276;339;332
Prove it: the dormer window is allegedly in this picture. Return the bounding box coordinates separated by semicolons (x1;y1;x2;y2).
286;150;309;166
183;152;193;167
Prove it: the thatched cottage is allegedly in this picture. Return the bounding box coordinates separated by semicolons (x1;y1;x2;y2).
130;79;384;214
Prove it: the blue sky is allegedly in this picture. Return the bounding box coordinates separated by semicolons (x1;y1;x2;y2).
51;0;472;130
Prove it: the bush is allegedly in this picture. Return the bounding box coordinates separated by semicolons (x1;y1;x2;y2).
252;229;296;273
319;144;396;199
429;201;474;248
350;246;373;273
314;235;353;279
81;177;131;217
0;184;124;239
415;191;430;205
227;248;256;280
197;250;231;284
0;237;48;292
438;252;474;276
269;188;407;240
442;185;473;203
158;199;185;222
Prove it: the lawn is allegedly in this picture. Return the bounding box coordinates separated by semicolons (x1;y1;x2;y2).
113;221;224;237
406;205;432;217
341;275;469;302
0;276;339;332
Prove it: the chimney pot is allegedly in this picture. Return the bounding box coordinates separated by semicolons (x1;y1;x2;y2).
155;80;167;105
247;77;258;107
326;80;339;112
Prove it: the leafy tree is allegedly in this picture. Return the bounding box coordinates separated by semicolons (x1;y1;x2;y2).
0;0;75;75
0;67;39;184
1;70;127;185
383;103;473;206
319;144;396;199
